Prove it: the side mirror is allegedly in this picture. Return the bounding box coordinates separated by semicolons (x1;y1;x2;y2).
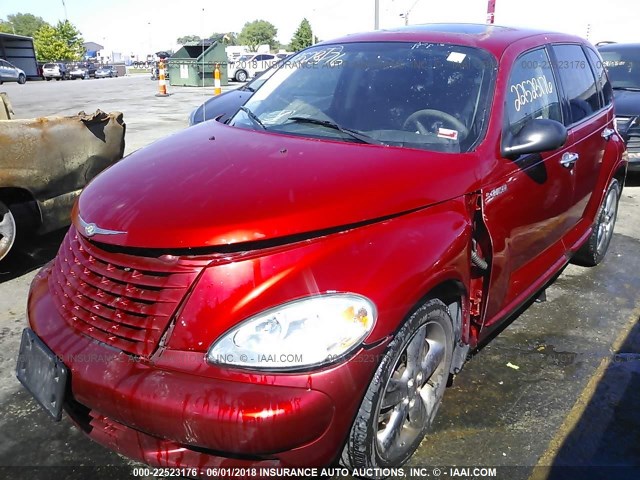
502;119;568;159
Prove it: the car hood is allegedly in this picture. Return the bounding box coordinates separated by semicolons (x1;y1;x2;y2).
613;89;640;117
189;89;253;125
76;121;480;249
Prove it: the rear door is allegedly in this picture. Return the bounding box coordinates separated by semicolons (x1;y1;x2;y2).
548;44;612;246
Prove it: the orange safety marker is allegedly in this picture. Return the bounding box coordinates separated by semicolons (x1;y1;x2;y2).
214;64;222;96
155;59;169;97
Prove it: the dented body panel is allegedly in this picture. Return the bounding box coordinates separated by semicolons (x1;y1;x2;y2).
0;110;125;233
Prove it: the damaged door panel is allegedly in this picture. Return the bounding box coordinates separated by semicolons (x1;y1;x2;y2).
0;108;125;260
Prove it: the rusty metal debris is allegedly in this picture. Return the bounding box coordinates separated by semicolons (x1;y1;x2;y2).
0;97;125;260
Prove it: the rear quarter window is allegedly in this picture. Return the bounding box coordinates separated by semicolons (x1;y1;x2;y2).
585;47;613;107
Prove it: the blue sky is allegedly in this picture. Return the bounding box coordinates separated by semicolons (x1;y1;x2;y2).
1;0;637;57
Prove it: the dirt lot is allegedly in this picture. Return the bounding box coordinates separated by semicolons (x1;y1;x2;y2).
0;76;639;479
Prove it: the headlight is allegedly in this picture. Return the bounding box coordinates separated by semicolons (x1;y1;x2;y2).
206;293;377;371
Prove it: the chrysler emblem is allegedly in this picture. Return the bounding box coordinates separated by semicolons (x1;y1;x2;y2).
78;216;126;238
85;223;97;237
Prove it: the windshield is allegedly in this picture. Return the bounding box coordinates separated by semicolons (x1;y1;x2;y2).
600;47;640;90
229;42;496;153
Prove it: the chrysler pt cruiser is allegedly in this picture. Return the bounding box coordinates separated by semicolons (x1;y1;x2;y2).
18;24;626;473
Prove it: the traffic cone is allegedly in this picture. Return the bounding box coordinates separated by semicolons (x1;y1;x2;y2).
214;64;221;96
155;59;169;97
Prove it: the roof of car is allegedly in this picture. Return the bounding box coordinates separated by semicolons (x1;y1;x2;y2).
322;23;586;57
598;43;640;51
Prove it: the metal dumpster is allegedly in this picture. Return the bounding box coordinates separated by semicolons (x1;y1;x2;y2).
167;40;229;87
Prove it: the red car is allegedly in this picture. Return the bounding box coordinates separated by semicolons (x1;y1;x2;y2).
18;24;626;473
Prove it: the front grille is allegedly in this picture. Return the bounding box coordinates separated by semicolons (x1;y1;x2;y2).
617;116;640;152
49;227;206;357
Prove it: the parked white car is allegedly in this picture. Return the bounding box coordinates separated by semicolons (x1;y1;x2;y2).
228;53;278;82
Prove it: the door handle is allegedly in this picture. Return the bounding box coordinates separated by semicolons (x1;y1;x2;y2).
560;152;579;168
602;128;615;140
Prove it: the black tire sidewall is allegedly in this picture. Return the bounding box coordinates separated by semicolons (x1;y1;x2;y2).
573;178;621;266
342;299;454;471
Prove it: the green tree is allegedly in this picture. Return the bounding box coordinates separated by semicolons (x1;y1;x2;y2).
0;13;49;37
237;20;278;52
34;20;84;62
290;18;313;52
211;32;238;45
176;35;201;45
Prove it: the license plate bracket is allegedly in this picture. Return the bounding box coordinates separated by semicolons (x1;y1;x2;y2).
16;328;68;421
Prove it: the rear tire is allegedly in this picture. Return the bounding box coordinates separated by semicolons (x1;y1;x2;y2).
341;299;454;474
572;178;621;267
18;74;26;84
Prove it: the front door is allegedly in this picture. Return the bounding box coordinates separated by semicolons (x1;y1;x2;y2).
482;46;576;323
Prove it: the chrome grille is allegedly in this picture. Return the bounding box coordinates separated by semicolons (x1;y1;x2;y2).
616;116;640;152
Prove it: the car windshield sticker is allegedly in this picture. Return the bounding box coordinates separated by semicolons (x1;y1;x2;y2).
437;128;459;140
294;46;345;68
510;75;554;112
447;52;467;63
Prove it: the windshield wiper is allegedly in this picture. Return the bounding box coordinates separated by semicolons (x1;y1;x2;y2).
239;106;267;130
612;86;640;92
287;116;384;145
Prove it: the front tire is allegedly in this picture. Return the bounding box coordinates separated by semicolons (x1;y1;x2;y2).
235;70;248;82
572;178;621;267
341;299;454;473
18;74;26;84
0;201;17;262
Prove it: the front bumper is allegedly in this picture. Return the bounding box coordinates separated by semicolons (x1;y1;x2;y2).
27;263;388;468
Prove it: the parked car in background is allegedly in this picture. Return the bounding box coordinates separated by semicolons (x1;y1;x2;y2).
69;62;97;79
19;25;626;474
188;59;283;125
42;62;68;81
0;59;26;84
598;43;640;171
228;53;278;82
95;65;118;78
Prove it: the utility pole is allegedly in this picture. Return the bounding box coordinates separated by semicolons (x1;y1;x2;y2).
486;0;496;24
61;0;69;22
375;0;380;29
400;0;421;26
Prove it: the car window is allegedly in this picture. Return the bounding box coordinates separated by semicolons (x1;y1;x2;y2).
551;44;600;125
585;48;613;107
231;42;497;153
0;60;7;67
505;48;562;136
599;47;640;90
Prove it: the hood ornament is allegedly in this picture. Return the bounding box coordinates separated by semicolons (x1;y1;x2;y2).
78;215;127;238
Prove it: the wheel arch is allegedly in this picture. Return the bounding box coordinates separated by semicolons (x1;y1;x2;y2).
0;187;43;228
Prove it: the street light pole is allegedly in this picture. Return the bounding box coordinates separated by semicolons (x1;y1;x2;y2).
374;0;380;30
61;0;68;22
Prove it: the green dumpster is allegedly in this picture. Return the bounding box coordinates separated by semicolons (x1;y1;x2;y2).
167;40;229;87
